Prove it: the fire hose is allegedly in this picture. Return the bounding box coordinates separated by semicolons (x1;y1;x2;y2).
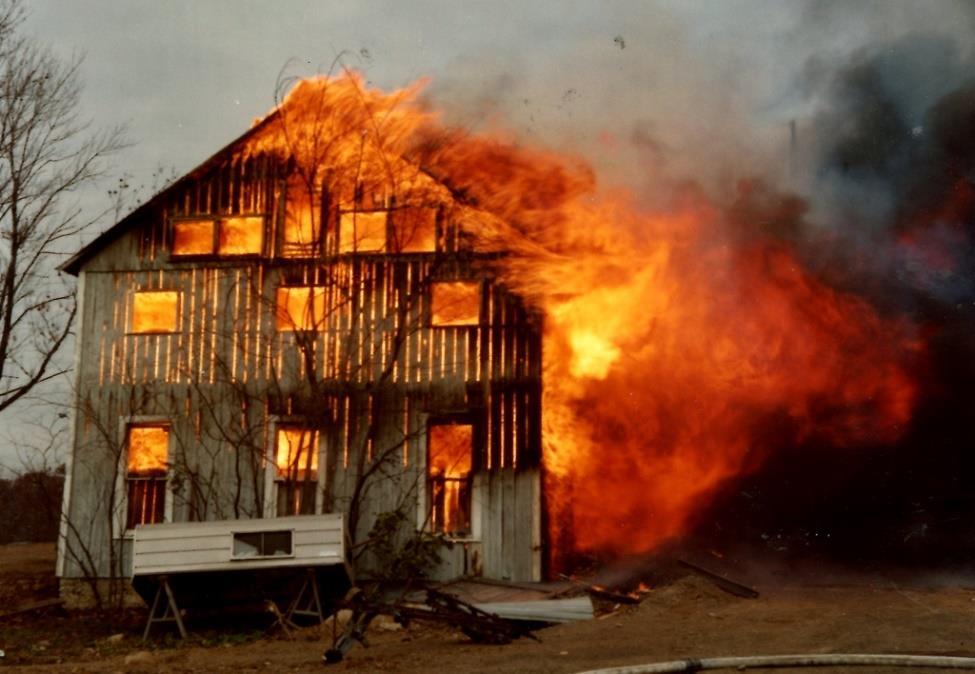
574;653;975;673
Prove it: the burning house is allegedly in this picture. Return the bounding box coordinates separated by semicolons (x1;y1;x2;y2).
55;74;544;603
56;71;923;605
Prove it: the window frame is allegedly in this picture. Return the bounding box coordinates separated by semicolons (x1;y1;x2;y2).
275;285;329;333
263;418;324;518
169;214;266;259
430;281;482;328
388;205;439;254
230;529;296;561
129;290;181;335
337;208;389;254
424;416;478;539
118;419;173;534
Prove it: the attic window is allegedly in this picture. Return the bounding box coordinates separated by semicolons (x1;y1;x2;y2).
390;207;437;253
428;423;473;536
171;217;264;256
131;291;179;334
276;286;327;331
218;216;264;255
431;282;480;326
339;211;387;253
232;530;293;559
172;219;214;255
283;178;320;257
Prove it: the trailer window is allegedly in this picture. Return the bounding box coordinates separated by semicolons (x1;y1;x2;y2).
232;530;293;559
427;423;473;536
125;425;169;529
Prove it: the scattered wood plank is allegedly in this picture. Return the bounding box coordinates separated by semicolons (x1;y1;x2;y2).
0;598;64;622
678;559;759;599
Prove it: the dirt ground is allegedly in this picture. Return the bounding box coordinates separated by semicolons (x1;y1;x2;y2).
3;543;975;673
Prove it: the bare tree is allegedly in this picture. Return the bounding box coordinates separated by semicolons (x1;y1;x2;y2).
0;0;124;414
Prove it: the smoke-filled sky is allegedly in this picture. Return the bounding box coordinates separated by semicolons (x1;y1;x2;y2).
4;0;975;472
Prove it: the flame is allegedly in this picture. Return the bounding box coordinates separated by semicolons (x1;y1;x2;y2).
172;219;214;255
131;291;179;334
239;72;921;565
431;282;481;326
127;426;169;474
276;286;327;331
417;111;920;563
275;428;318;479
219;216;264;255
429;424;473;534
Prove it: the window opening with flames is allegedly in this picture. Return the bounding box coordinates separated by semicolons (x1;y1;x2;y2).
131;291;179;334
389;206;437;253
427;422;473;536
339;210;388;253
274;427;319;516
283;177;322;257
172;216;263;256
276;286;328;332
431;281;480;326
125;425;169;529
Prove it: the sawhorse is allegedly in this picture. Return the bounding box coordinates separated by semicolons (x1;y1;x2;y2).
286;568;324;624
143;575;187;640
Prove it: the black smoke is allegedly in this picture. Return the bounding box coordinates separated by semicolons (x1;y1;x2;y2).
690;34;975;575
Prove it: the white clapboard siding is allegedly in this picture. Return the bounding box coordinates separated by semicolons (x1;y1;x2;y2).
132;514;345;576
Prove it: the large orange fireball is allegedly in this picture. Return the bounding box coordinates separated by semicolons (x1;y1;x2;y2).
256;72;921;561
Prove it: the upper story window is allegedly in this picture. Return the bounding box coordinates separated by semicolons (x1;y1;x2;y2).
276;286;327;332
131;291;179;334
431;282;480;326
125;424;169;529
336;206;439;255
338;210;387;254
283;178;321;258
389;207;437;253
171;216;264;257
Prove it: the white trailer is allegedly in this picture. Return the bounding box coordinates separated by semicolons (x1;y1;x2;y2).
131;514;351;638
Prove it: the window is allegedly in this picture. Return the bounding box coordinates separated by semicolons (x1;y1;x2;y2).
282;178;320;257
131;291;179;334
172;219;214;255
339;210;387;253
232;530;293;559
390;207;437;253
427;423;473;536
218;216;264;255
431;282;480;326
171;216;264;256
276;286;327;332
274;427;319;516
125;425;169;529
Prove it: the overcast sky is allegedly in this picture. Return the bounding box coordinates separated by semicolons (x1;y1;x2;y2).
3;0;973;472
23;1;975;219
